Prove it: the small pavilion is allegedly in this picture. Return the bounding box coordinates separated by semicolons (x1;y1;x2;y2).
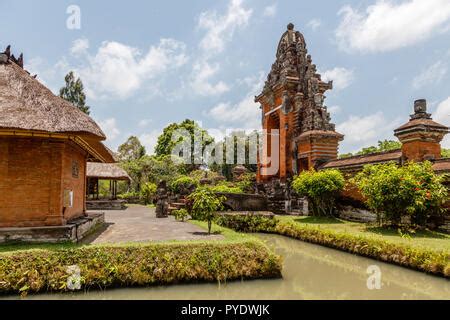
86;162;131;200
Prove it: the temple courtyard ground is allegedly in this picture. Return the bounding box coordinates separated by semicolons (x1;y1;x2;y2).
83;205;224;244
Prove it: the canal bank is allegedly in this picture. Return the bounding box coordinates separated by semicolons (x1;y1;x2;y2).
13;234;450;300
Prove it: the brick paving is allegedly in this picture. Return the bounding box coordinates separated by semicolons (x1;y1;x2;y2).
83;205;223;244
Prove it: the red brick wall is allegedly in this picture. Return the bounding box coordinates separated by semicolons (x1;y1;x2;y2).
0;137;87;227
402;141;441;162
61;142;87;221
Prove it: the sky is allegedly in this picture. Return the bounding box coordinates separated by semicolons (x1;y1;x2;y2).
1;0;450;154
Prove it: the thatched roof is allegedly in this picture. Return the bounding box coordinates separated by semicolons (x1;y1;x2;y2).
0;58;115;163
0;61;105;139
87;162;131;181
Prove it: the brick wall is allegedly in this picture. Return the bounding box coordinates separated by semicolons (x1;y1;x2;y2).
0;137;87;227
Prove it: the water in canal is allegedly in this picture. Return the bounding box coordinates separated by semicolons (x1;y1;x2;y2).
22;234;450;300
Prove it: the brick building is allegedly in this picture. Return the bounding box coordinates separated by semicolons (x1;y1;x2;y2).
257;24;450;182
0;49;114;230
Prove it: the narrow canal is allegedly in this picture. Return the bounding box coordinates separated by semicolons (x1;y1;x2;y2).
22;234;450;300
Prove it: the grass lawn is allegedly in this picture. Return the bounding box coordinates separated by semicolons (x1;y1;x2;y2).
0;220;258;254
277;216;450;254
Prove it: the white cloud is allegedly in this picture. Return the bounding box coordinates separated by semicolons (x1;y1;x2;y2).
321;67;354;91
263;4;277;17
335;0;450;53
328;105;341;115
139;130;161;155
198;0;252;55
70;38;89;56
76;38;188;100
307;19;321;31
138;119;153;127
337;112;401;153
191;61;230;96
433;97;450;148
205;72;264;129
412;60;448;89
99;118;120;141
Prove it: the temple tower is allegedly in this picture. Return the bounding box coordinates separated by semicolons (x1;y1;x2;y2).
256;23;343;183
394;99;449;162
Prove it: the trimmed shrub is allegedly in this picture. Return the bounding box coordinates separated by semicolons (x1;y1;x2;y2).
170;176;199;194
273;221;449;278
292;169;345;217
353;161;447;226
215;213;277;233
0;241;282;296
208;184;244;194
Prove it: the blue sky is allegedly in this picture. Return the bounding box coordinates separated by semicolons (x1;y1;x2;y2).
1;0;450;154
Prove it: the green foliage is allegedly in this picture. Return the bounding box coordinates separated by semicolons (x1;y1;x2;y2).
353;161;447;226
117;191;139;201
339;140;402;158
59;71;90;115
154;119;214;168
120;154;185;192
170;176;199;194
0;242;282;295
292;169;345;216
235;172;256;193
215;213;278;233
188;189;225;234
173;209;189;222
140;182;157;205
442;148;450;158
117;136;146;162
273;220;449;278
207;184;244;194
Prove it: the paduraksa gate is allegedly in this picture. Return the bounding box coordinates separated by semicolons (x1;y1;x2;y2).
256;23;343;183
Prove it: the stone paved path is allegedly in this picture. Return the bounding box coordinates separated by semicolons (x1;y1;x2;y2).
83;205;223;244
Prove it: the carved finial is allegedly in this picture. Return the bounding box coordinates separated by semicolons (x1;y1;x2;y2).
411;99;431;120
18;53;23;68
287;23;294;31
5;45;11;58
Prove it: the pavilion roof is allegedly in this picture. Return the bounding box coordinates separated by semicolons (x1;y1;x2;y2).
87;162;131;181
0;52;114;163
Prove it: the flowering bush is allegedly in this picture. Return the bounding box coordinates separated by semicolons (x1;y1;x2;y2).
353;161;447;226
292;169;345;216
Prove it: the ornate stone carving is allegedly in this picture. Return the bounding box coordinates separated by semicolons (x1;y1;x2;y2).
261;23;337;134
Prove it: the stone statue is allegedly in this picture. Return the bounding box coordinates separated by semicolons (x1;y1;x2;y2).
155;180;169;218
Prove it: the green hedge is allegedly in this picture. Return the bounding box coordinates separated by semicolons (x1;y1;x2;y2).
215;214;449;278
274;221;449;277
0;241;282;296
215;213;277;233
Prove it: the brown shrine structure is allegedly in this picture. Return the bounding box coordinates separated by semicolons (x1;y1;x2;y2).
256;24;450;182
256;23;343;183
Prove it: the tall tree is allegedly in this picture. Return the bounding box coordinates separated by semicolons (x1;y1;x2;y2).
155;119;214;168
59;71;90;115
117;136;146;162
